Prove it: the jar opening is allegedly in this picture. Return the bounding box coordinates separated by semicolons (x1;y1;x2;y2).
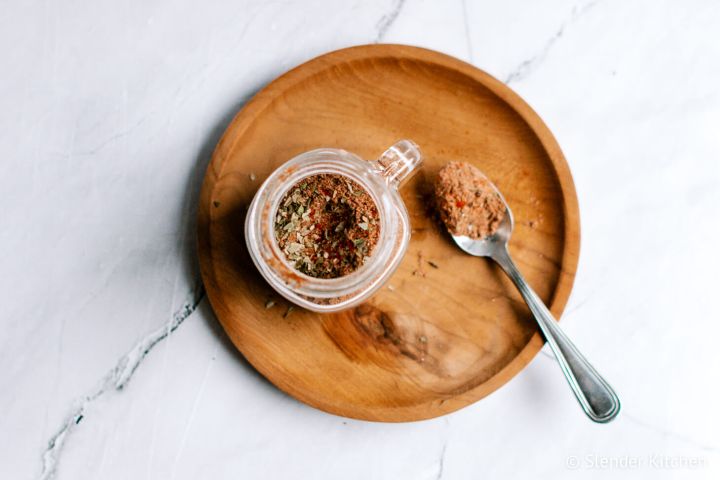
272;172;382;281
269;169;387;289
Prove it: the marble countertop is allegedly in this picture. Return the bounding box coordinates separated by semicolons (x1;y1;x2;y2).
2;0;719;478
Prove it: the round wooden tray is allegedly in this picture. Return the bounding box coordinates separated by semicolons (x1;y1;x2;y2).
197;45;580;422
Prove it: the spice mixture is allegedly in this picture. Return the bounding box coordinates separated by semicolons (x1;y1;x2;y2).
434;161;506;239
274;174;380;279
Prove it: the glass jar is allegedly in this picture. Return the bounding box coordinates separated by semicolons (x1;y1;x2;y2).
245;140;422;312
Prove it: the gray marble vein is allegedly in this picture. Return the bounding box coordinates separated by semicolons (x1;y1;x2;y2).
505;0;600;84
623;414;720;454
434;442;447;480
38;285;205;480
375;0;406;43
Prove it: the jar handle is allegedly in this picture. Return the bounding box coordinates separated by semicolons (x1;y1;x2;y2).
373;140;423;188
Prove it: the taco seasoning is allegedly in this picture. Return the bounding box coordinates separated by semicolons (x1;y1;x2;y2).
434;161;506;239
274;174;380;279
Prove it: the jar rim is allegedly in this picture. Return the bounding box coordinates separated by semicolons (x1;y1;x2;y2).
245;148;408;301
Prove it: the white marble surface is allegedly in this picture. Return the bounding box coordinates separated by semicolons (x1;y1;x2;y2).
1;0;719;478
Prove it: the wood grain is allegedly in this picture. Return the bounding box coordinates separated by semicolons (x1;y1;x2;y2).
197;45;580;421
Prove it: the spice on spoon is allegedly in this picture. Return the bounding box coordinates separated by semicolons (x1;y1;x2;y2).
434;161;506;239
274;174;380;279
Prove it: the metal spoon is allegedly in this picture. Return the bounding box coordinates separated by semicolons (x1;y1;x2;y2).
449;175;621;423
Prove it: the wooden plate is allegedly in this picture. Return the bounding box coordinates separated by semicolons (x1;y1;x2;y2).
197;45;580;422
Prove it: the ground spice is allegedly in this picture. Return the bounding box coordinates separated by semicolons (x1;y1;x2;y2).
274;174;380;279
434;161;506;239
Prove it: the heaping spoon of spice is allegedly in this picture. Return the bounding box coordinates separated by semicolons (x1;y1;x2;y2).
435;162;620;423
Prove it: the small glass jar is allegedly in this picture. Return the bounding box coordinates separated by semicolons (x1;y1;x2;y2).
245;140;422;312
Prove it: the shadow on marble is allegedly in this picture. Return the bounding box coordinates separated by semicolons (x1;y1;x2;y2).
195;296;282;394
177;85;264;291
178;81;295;398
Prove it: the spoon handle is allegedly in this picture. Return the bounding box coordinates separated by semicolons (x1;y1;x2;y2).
492;247;621;423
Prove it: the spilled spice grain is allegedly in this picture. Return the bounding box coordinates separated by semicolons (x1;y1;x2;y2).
274;174;380;279
434;162;506;239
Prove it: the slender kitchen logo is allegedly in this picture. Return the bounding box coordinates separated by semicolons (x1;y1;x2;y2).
565;454;707;470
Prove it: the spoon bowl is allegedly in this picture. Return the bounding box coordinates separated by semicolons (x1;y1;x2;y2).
451;207;513;258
